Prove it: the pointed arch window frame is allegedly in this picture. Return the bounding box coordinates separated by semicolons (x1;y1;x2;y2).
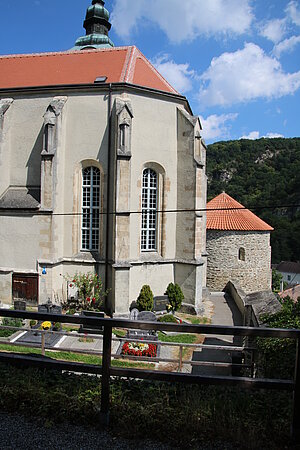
141;168;158;252
81;166;101;252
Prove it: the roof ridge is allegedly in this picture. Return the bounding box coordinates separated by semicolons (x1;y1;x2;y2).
135;48;179;95
0;46;133;60
124;46;138;83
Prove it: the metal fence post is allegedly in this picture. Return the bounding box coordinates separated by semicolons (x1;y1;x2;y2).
292;337;300;444
100;323;112;426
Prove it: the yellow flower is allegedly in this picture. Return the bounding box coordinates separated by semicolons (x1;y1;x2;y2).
41;321;51;330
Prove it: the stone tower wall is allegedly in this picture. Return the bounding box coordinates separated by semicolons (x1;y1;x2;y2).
206;230;272;293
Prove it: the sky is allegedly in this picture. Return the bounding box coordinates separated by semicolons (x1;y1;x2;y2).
0;0;299;144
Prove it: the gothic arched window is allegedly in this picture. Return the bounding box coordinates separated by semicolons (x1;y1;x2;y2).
141;168;157;251
82;166;100;251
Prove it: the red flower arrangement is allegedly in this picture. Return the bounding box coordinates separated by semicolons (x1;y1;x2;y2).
121;342;157;358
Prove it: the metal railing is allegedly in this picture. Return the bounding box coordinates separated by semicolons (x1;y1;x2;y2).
0;308;299;443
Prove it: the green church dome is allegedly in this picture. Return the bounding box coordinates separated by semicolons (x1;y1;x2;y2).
73;0;114;50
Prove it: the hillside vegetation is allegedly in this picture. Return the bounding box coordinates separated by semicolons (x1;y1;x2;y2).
206;137;300;263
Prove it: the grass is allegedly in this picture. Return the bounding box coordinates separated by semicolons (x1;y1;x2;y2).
112;328;127;338
0;362;292;449
157;332;197;344
188;316;211;325
0;344;154;369
78;337;95;343
61;325;80;332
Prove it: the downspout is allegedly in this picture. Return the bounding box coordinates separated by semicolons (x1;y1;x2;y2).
105;83;112;314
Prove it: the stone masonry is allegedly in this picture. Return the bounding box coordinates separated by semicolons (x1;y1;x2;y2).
206;230;272;293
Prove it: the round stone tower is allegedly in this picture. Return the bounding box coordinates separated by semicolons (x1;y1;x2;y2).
206;192;273;293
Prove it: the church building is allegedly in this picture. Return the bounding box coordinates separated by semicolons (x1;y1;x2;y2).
0;1;207;314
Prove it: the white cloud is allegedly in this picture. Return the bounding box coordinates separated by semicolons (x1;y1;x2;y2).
111;0;253;43
240;131;284;140
273;35;300;57
265;132;284;138
198;43;300;108
200;113;238;141
286;0;300;26
240;131;260;140
260;18;287;43
151;55;195;94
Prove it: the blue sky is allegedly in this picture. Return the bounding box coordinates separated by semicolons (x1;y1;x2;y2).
0;0;299;144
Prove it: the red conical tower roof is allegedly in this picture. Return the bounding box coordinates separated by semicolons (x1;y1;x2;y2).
207;192;273;231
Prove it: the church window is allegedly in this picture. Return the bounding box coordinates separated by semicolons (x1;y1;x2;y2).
141;168;157;251
239;247;245;261
81;167;100;251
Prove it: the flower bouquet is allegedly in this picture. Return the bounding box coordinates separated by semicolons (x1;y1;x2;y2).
121;341;157;358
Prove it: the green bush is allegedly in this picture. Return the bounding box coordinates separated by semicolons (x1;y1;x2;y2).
0;318;23;337
137;285;153;311
257;295;300;379
165;283;184;312
62;272;108;313
157;314;178;323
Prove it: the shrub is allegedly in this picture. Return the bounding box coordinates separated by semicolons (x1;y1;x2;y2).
2;318;23;328
157;314;178;323
165;283;184;313
62;272;108;313
0;317;23;337
256;295;300;379
137;285;153;311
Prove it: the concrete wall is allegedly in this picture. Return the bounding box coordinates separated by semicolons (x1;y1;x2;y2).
206;230;272;294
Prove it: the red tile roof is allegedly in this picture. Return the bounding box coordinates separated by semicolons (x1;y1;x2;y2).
207;192;273;231
0;46;178;94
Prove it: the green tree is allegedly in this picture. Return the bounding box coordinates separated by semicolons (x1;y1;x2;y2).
137;285;154;311
165;283;184;313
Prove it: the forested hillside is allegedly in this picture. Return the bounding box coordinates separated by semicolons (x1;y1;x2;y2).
206;138;300;263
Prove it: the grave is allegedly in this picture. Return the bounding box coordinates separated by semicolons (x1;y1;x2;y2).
79;310;104;335
127;310;158;342
14;300;26;311
15;299;62;347
118;310;160;358
153;295;169;313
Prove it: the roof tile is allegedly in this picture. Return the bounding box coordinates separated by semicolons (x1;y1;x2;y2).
0;46;178;94
207;192;273;231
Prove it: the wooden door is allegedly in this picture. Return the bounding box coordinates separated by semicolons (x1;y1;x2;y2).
12;274;39;305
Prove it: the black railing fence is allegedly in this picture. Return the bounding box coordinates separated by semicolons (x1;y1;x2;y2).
0;308;299;442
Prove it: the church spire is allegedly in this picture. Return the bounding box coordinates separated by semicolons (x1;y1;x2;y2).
74;0;114;50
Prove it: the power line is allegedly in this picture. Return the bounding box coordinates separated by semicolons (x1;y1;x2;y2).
1;204;300;217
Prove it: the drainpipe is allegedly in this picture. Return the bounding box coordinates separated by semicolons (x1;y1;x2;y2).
105;83;112;314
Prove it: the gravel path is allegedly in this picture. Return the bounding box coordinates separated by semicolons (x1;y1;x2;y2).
0;413;173;450
0;412;240;450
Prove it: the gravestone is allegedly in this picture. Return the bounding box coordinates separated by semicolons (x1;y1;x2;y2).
14;300;26;311
130;308;139;321
127;310;158;342
79;310;104;335
38;299;62;315
137;311;156;322
153;295;169;313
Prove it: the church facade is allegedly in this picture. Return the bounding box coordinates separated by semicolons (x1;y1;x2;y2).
0;1;207;314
